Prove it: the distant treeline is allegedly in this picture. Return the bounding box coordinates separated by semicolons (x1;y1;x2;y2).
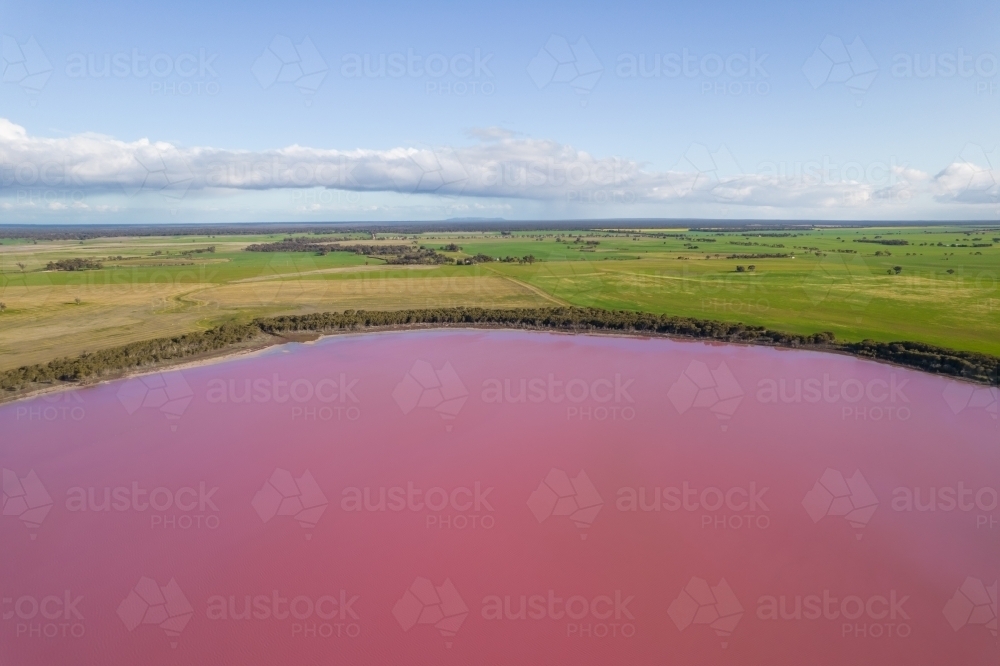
335;245;452;264
6;222;1000;243
11;221;951;242
244;239;451;264
244;239;536;265
855;239;910;246
2;307;997;396
730;241;785;248
458;254;537;265
243;238;331;252
180;246;216;255
45;258;104;271
725;253;790;259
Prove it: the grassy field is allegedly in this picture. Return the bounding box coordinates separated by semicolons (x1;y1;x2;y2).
1;225;998;371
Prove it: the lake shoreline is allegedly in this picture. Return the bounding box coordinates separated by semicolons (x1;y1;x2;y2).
0;320;991;408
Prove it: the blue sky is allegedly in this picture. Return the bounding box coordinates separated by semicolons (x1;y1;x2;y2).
1;0;999;222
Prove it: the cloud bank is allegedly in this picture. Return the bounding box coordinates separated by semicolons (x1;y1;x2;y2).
1;118;998;216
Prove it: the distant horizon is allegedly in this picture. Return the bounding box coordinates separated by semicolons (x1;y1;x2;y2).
1;218;998;232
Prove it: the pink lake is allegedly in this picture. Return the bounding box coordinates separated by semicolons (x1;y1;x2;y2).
1;329;997;665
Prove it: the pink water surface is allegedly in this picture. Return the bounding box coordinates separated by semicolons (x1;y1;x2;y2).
1;329;997;665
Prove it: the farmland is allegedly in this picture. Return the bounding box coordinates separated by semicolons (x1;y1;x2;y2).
1;224;998;371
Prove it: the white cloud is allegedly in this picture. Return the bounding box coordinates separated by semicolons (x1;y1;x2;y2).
1;118;997;217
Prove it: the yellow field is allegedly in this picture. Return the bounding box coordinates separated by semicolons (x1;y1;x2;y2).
0;273;547;371
198;274;546;312
0;282;214;370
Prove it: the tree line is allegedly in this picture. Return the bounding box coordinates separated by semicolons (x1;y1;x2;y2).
2;307;997;395
45;258;104;271
243;239;451;264
855;239;910;246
